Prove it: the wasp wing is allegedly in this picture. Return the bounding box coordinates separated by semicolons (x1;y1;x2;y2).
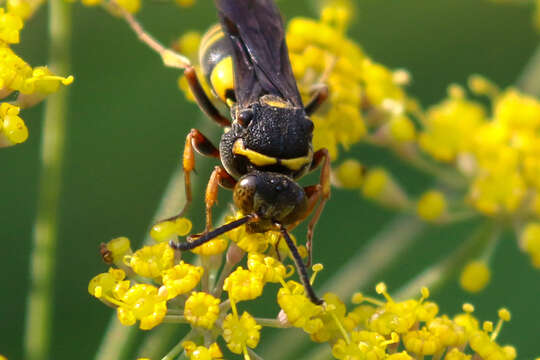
215;0;303;108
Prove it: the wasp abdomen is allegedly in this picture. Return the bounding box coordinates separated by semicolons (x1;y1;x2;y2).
199;24;235;103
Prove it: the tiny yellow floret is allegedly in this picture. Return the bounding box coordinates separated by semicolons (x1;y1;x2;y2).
335;159;364;189
416;190;447;222
460;260;491;293
184;292;220;329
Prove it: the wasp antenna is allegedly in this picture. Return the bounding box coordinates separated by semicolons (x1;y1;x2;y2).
276;223;323;305
170;214;255;251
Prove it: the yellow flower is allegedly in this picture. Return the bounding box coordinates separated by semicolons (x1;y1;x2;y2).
128;242;174;278
225;214;269;253
419;87;486;162
88;267;127;300
0;8;23;44
161;261;204;299
362;168;409;209
494;89;540;132
115;0;140;13
460;261;491;293
246;253;287;283
520;222;540;268
427;315;467;348
0;102;27;147
332;330;390;360
223;267;264;302
0;46;31;95
21;66;74;95
403;327;442;356
334;159;364;189
416;190;447;222
182;341;223;360
222;311;261;354
116;283;167;330
388;114;416;143
277;280;324;334
102;237;132;265
310;293;354;343
184;292;220;329
190;236;228;256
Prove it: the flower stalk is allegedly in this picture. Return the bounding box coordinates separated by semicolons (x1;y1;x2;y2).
23;0;71;359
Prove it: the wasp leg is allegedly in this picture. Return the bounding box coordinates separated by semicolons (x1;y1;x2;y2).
184;66;231;127
203;165;237;232
163;129;220;223
304;148;332;267
171;214;256;251
276;223;323;305
305;84;329;116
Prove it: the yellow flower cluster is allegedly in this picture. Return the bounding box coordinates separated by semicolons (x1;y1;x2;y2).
89;211;519;359
0;7;73;148
286;0;415;160
279;282;515;360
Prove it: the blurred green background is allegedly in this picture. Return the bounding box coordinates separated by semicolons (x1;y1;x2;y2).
2;0;540;359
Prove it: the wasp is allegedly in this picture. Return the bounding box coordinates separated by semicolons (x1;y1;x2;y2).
170;0;331;305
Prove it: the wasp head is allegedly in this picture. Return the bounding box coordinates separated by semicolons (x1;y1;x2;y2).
233;170;307;232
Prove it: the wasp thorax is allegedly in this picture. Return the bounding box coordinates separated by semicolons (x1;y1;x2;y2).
233;171;308;229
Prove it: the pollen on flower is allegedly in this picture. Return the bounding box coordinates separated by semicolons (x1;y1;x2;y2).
116;283;167;330
277;280;324;334
222;311;262;354
161;261;204;299
183;341;223;360
184;292;220;329
247;253;287;283
223;267;264;302
128;242;174;278
459;260;491;293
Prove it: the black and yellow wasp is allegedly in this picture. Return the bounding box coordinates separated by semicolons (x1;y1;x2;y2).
171;0;331;304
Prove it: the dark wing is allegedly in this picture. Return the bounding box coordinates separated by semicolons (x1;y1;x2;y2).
215;0;303;108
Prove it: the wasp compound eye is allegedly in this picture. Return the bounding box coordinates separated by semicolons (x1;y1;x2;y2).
237;109;254;126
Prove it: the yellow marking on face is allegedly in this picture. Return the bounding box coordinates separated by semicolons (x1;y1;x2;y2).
232;139;312;171
280;151;312;171
210;56;234;102
233;139;278;167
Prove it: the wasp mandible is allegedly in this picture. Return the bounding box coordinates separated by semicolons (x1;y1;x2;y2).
170;0;331;305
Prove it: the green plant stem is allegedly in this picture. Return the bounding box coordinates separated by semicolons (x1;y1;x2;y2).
161;330;198;360
254;317;288;328
23;1;71;359
395;220;500;300
261;215;425;359
517;42;540;95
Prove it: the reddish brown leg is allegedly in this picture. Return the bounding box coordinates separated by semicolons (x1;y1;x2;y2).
184;66;231;127
203;165;237;232
305;85;329;116
165;129;220;222
305;148;332;266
